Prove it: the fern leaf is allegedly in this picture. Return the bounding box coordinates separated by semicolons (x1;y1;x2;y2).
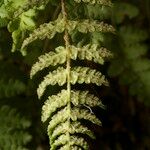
51;135;88;150
71;107;102;125
50;121;69;143
30;46;66;78
51;121;95;143
70;44;113;64
67;19;115;33
48;107;101;135
74;0;112;7
48;107;69;135
50;134;69;150
60;145;82;150
30;44;112;78
37;67;67;98
70;136;89;149
41;90;104;122
70;122;95;138
21;15;65;49
41;90;68;122
37;67;108;98
71;67;108;86
71;90;105;108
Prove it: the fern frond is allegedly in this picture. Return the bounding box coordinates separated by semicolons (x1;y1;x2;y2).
37;67;108;98
26;0;114;149
74;0;112;7
41;90;104;122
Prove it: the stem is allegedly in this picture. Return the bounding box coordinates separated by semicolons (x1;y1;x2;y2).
61;0;71;147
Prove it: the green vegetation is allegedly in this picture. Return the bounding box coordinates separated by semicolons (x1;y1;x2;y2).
0;0;149;149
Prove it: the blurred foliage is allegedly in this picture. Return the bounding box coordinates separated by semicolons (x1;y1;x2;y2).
0;0;149;149
0;105;31;150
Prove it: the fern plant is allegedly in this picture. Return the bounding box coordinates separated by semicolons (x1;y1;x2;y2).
0;105;31;150
109;1;150;106
19;0;115;149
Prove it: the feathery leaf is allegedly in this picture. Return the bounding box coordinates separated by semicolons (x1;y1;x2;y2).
37;67;108;98
74;0;112;7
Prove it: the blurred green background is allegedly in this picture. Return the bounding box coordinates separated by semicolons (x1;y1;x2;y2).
0;0;149;149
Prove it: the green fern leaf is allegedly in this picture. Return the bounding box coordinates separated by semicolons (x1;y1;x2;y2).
37;67;67;98
67;19;115;33
71;67;108;85
30;44;112;78
71;90;105;108
41;90;68;122
70;44;112;64
51;121;95;143
47;107;69;135
71;107;102;125
69;122;95;138
48;107;101;135
37;67;108;98
30;46;67;78
74;0;112;7
41;90;104;122
60;145;82;150
51;135;88;150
